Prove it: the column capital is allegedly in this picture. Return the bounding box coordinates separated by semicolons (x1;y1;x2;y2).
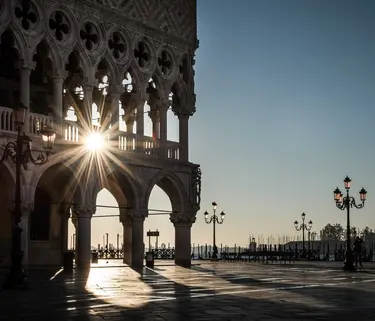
82;78;97;90
148;108;159;122
8;201;34;217
128;209;148;222
20;60;36;71
72;205;96;219
157;98;171;111
53;69;69;81
109;84;124;97
170;213;196;227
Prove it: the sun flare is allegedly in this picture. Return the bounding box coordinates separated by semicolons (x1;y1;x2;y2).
86;132;105;151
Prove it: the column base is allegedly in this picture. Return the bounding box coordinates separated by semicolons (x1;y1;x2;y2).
210;257;219;262
2;252;28;290
175;258;191;268
342;260;356;272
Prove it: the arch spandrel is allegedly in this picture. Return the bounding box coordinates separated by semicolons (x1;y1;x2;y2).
30;160;83;206
31;36;65;71
89;166;141;210
144;169;189;213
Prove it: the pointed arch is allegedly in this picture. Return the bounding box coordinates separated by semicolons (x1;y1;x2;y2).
169;79;187;110
145;169;188;213
31;160;83;205
95;53;120;84
36;36;65;71
0;26;28;61
125;62;145;93
149;73;168;97
90;166;141;210
65;46;91;79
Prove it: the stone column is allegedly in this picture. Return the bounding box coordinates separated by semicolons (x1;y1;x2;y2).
148;109;160;141
107;85;123;133
158;100;170;158
59;206;71;260
135;93;146;153
130;210;147;269
82;80;96;130
72;205;95;269
171;213;196;268
178;113;190;162
20;61;34;133
120;214;132;265
20;201;33;267
52;70;68;138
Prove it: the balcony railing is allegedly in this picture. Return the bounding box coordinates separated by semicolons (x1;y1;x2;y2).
0;107;180;160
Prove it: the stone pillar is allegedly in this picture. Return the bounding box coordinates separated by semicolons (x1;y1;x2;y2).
59;206;70;260
171;213;196;268
178;113;190;162
120;215;132;265
158;101;170;158
52;70;68;138
148;109;160;141
72;205;95;269
20;62;34;133
130;210;147;269
108;85;123;132
20;201;33;267
82;80;96;130
136;93;146;153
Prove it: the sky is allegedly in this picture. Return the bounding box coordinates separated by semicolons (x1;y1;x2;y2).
69;0;375;249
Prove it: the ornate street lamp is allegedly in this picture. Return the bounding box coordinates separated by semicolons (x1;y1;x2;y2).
294;212;313;257
334;176;367;271
204;201;225;260
0;104;55;289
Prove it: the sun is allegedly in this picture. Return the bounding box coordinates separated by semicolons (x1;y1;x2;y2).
85;132;105;151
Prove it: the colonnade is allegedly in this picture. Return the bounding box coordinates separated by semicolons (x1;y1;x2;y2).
71;206;196;269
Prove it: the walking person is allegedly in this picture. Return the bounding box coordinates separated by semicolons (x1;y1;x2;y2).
353;236;363;268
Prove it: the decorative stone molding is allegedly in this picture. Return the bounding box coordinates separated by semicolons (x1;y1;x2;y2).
191;165;201;210
127;209;148;221
72;205;96;219
170;213;196;226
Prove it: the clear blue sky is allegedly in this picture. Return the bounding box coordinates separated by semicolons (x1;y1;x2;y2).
70;0;375;249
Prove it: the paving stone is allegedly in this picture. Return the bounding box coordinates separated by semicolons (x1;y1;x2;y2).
1;261;375;320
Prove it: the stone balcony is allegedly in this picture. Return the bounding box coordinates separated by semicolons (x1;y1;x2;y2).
0;106;181;161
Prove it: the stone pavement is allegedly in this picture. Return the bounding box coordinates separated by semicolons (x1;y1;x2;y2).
1;260;375;320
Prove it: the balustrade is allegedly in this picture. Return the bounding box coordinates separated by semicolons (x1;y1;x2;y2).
0;106;181;160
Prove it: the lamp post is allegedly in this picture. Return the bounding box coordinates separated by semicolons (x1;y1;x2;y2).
334;176;367;271
204;201;225;260
294;213;312;258
0;104;55;289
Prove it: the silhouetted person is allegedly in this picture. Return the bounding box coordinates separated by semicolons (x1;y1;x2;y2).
353;236;363;268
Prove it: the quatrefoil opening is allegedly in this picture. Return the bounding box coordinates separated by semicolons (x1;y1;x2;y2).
134;41;150;69
80;22;99;51
15;0;38;31
158;50;173;76
108;32;126;60
49;11;70;42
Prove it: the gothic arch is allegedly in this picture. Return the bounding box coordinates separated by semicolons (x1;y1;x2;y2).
124;62;147;93
145;169;188;213
1;25;29;62
65;46;92;79
94;54;120;85
169;79;187;111
91;167;141;209
31;161;83;204
34;35;65;71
